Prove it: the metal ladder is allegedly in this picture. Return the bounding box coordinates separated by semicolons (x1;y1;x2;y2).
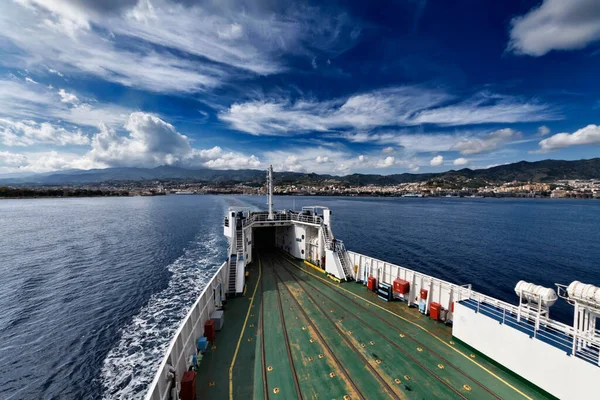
228;254;237;293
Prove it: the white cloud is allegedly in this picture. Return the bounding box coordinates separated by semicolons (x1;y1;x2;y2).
1;1;360;93
87;112;192;168
430;155;443;166
454;128;522;155
219;87;556;135
538;125;551;136
47;68;64;77
0;118;89;146
58;89;79;104
0;112;262;173
0;151;27;167
508;0;600;56
377;156;395;168
411;93;556;126
25;77;38;84
453;157;469;166
537;124;600;152
315;156;330;163
381;146;395;154
0;78;131;128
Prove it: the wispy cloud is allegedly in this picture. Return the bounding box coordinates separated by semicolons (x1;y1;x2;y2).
1;1;360;93
0;77;130;128
508;0;600;56
219;87;557;135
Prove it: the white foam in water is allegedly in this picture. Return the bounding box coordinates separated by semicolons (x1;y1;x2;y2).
100;232;224;399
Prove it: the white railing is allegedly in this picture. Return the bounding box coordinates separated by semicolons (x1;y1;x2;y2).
464;293;600;366
145;261;228;400
242;211;322;228
349;250;600;367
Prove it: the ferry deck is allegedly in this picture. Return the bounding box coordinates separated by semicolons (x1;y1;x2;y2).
194;251;552;400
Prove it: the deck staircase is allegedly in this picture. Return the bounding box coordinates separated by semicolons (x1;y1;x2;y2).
228;227;245;294
228;254;238;293
322;225;353;280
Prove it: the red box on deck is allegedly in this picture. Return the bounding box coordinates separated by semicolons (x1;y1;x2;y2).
430;302;441;321
420;288;428;300
204;319;216;342
180;371;196;400
367;276;377;291
393;279;410;294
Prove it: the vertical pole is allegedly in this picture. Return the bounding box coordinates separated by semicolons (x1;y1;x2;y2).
267;165;274;220
572;302;579;356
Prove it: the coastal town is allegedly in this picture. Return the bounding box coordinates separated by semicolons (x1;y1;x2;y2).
2;178;600;199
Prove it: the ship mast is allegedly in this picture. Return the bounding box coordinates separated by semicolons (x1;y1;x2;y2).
267;165;274;220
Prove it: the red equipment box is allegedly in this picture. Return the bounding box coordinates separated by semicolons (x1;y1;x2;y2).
430;302;441;321
420;288;428;300
367;276;377;291
204;319;215;342
393;279;410;294
180;371;196;400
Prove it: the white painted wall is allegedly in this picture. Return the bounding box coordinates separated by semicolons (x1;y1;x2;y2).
277;224;308;259
453;302;600;400
348;251;467;319
325;249;343;277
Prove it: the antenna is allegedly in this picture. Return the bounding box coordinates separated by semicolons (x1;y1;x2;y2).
267;165;274;220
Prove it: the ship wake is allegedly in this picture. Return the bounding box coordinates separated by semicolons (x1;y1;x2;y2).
99;231;225;399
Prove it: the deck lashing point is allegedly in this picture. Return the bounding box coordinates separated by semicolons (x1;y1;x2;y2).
249;324;254;328
211;345;216;350
248;338;253;342
318;354;324;359
470;354;476;358
209;381;215;387
394;378;401;384
329;372;336;378
417;347;423;352
273;388;280;394
404;375;411;381
250;314;254;317
438;364;444;369
360;343;366;348
267;366;273;372
399;333;405;338
375;359;382;365
307;357;313;361
344;396;350;400
463;384;472;391
369;341;375;345
449;340;455;345
309;338;315;343
302;326;307;330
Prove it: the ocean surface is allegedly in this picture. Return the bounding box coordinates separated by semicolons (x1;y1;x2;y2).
1;195;599;399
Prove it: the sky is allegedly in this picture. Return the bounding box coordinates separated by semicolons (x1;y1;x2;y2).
0;0;599;176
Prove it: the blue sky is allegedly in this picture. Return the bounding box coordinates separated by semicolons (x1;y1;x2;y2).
0;0;599;176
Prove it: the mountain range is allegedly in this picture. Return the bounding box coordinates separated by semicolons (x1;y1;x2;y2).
1;158;599;186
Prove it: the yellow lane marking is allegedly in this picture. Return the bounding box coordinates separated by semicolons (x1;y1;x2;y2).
282;256;533;400
304;260;326;274
229;256;262;400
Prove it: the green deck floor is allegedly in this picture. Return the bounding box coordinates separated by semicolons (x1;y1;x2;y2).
195;251;552;400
